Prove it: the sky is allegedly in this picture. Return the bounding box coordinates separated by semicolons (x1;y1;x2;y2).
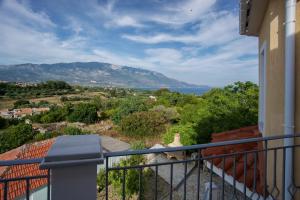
0;0;258;87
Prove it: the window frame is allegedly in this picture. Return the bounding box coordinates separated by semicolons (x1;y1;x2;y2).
258;41;267;134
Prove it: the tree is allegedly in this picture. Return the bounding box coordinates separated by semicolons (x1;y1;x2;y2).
163;123;198;146
0;123;34;153
192;81;259;144
112;98;150;124
150;105;180;123
120;111;167;137
62;126;90;135
0;117;8;129
68;103;98;124
97;143;147;197
13;99;30;108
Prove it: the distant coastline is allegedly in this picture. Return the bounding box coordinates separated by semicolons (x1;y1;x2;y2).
138;87;211;95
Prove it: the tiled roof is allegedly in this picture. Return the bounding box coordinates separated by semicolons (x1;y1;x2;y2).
14;108;33;116
0;139;54;200
202;125;265;194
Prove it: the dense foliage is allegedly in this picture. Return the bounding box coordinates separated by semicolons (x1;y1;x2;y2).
0;80;259;154
120;111;167;137
68;103;98;124
0;81;74;98
112;97;150;124
163;123;197;146
0;123;34;153
62;126;90;135
97;143;147;198
192;81;258;143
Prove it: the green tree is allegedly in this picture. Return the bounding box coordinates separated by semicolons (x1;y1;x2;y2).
193;81;259;144
0;123;34;153
120;111;167;137
13;99;30;108
62;126;90;135
112;98;150;124
97;143;147;197
68;103;98;124
150;105;180;123
163;123;198;146
0;117;8;129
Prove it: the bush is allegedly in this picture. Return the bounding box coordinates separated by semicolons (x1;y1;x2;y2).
163;123;198;146
192;81;259;144
112;98;150;124
0;117;8;129
14;99;30;108
62;126;90;135
0;123;34;153
97;142;147;197
150;105;180;123
120;111;167;137
40;106;69;123
68;103;98;124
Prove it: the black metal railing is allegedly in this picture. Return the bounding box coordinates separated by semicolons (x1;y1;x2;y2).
0;158;50;200
103;134;300;200
1;134;300;200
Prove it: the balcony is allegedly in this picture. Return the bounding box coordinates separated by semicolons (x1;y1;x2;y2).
0;134;299;200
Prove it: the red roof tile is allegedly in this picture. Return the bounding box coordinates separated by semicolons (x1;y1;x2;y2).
202;125;266;195
0;139;54;200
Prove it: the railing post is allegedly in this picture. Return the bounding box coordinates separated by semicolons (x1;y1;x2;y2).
40;135;103;200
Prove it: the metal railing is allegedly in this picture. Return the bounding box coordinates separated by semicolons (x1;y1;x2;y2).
1;134;300;200
103;134;300;200
0;158;50;200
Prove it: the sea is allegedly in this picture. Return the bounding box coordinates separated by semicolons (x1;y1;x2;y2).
138;87;211;96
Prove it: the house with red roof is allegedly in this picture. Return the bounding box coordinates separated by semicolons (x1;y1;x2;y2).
0;139;54;200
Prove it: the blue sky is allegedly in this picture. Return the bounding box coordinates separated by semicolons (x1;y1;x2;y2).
0;0;258;86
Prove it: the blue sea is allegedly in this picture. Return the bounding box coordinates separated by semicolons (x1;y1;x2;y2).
138;87;211;96
169;88;211;95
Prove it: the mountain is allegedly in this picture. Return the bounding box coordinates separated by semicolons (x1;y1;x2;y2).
0;62;209;89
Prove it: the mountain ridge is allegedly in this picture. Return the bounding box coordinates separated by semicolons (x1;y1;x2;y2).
0;62;209;89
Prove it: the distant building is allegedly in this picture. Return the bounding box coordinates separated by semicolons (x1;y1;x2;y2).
10;107;49;119
13;108;33;118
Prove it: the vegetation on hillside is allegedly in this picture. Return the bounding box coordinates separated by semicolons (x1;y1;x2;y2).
0;81;258;154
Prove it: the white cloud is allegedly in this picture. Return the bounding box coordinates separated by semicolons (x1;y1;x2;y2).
147;0;216;25
1;0;55;28
0;0;259;86
122;13;238;46
109;16;144;28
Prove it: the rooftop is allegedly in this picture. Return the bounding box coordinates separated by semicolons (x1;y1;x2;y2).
202;125;265;194
0;139;54;200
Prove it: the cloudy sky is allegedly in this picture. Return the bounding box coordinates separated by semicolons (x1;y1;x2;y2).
0;0;258;87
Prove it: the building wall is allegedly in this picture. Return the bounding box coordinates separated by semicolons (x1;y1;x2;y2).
294;0;300;191
258;0;285;138
258;0;300;199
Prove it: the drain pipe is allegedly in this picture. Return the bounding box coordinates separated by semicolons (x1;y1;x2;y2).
284;0;296;199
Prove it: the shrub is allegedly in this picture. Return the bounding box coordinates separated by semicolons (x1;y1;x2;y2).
0;117;8;129
13;99;30;108
68;103;98;124
112;98;150;124
109;146;146;198
0;123;34;153
163;123;198;146
120;111;167;137
150;105;180;123
62;126;90;135
193;81;259;144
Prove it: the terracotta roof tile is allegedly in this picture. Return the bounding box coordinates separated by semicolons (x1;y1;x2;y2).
202;125;266;195
0;139;54;200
